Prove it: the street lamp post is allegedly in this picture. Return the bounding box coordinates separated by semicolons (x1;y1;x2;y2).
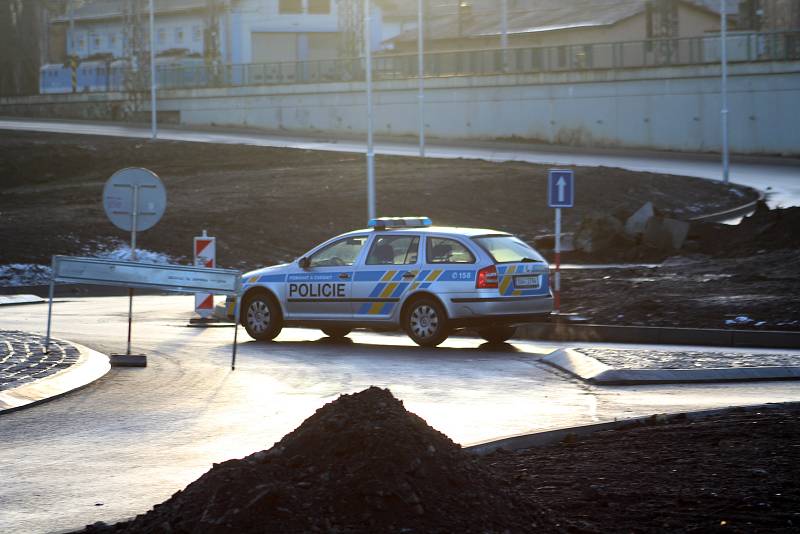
720;0;729;185
417;0;425;157
501;0;508;70
149;0;157;140
365;0;376;220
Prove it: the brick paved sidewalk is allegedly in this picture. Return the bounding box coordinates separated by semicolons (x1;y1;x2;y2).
0;330;80;392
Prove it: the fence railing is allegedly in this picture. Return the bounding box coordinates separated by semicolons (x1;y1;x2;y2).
33;31;800;96
153;31;799;91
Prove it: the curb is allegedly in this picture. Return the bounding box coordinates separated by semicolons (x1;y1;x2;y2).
0;339;111;414
515;322;800;349
464;401;800;455
0;294;45;306
541;348;800;385
688;190;764;223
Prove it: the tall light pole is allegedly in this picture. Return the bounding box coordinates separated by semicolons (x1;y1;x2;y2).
500;0;508;70
720;0;729;185
149;0;158;140
417;0;425;157
365;0;376;220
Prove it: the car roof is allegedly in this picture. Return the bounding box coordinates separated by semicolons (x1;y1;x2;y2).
340;226;512;238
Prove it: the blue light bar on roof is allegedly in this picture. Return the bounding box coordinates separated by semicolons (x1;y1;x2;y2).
368;217;433;229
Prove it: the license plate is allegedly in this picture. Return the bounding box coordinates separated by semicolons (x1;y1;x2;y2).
514;275;540;289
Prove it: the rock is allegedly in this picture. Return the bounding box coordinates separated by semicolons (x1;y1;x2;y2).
574;214;626;254
643;216;690;250
624;201;655;237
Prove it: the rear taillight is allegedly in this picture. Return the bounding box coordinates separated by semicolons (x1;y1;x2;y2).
476;265;498;289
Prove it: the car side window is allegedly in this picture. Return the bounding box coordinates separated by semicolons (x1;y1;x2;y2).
308;236;368;267
366;235;420;265
426;237;475;264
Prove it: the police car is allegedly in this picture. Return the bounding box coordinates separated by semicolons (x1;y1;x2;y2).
235;217;553;347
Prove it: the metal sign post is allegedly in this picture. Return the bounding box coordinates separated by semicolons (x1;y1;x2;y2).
126;184;139;355
102;167;167;364
547;169;575;314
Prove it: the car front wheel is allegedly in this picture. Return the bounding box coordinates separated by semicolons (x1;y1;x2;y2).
404;297;450;347
242;293;282;341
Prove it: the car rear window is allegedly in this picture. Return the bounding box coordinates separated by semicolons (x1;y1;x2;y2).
473;235;545;264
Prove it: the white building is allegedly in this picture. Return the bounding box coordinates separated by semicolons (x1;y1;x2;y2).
53;0;390;65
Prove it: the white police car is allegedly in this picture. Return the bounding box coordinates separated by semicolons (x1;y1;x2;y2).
235;217;553;346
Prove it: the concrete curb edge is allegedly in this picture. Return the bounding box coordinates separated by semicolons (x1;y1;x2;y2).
0;340;111;414
541;348;800;385
465;401;800;455
515;322;800;349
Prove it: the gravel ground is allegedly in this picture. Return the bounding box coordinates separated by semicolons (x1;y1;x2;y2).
488;403;800;533
576;348;800;370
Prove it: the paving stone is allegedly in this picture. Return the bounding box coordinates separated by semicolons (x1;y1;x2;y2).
0;330;80;392
577;348;800;370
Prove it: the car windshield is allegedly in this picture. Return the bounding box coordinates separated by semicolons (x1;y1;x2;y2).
473;235;545;264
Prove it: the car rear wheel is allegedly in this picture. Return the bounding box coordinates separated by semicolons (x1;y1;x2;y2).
242;293;282;341
404;297;450;347
321;327;351;339
478;326;516;344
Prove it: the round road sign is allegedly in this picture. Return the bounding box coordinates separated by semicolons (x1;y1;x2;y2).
103;167;166;232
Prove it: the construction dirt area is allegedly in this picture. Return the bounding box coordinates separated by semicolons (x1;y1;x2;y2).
75;387;800;533
1;130;799;330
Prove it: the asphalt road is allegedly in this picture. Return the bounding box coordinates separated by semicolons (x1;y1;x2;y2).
1;118;798;209
1;295;800;533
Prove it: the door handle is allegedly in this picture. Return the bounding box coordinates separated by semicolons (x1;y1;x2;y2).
402;272;417;279
338;273;350;280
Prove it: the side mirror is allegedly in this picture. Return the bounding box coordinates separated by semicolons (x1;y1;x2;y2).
298;257;310;269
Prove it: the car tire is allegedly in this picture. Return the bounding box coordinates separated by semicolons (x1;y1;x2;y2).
321;327;351;339
242;293;282;341
478;326;516;344
404;297;450;347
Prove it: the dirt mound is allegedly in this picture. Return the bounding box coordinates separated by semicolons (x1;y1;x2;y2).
83;387;552;533
697;202;800;256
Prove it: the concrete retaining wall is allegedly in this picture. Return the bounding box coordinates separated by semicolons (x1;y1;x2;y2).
2;61;798;155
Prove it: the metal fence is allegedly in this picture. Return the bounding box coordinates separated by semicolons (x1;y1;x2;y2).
33;31;800;96
154;31;799;91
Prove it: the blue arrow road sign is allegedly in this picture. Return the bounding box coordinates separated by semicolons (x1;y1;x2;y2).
548;169;574;208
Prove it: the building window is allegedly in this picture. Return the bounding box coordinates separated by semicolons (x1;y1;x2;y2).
308;0;330;14
109;33;117;47
91;33;101;49
158;28;167;45
192;25;202;42
279;0;302;14
175;27;185;44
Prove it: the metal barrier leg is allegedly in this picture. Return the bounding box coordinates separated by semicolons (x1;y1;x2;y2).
231;297;241;371
44;279;55;353
126;288;134;355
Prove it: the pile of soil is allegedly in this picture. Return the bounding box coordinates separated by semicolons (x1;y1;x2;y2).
562;249;800;330
689;202;800;257
78;390;800;533
488;403;800;533
82;387;553;533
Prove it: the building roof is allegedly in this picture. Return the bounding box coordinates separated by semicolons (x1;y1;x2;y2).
53;0;207;24
385;0;735;45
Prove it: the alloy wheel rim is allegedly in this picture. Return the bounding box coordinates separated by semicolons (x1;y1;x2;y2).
410;304;439;339
247;300;270;333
